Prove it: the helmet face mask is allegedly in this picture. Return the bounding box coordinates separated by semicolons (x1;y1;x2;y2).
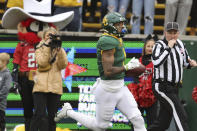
114;22;128;37
102;12;128;37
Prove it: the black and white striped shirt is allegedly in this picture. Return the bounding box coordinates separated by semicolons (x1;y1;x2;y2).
152;38;190;83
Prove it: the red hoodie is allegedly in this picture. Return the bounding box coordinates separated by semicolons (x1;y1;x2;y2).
13;32;41;72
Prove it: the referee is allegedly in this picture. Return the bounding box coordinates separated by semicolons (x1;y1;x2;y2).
148;22;197;131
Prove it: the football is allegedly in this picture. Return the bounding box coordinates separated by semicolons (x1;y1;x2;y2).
125;64;146;77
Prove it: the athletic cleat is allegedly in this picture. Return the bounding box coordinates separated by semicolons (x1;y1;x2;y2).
54;103;73;122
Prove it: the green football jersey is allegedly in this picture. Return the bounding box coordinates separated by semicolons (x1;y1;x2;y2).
96;33;126;80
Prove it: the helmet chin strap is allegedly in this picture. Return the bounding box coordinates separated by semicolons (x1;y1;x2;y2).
113;25;127;38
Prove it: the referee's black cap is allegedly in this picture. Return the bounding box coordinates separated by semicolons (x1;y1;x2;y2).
165;22;179;31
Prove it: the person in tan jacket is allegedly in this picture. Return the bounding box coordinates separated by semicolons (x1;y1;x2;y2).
30;27;68;131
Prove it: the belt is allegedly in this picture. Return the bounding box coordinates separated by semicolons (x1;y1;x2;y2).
154;78;182;87
19;71;29;77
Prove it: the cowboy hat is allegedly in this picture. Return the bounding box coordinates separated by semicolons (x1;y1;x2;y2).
2;0;74;30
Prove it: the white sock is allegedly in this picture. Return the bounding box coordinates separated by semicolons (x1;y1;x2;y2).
67;110;105;131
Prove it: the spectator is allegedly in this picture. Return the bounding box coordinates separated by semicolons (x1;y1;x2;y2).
101;0;108;20
82;0;98;23
164;0;193;35
189;0;197;35
82;0;108;23
30;27;68;131
107;0;129;17
54;0;83;31
130;0;155;34
0;53;12;131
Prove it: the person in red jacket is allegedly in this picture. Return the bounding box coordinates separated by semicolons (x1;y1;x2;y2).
11;19;42;131
128;34;158;128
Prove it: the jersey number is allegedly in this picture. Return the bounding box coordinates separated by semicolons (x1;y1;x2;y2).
28;53;36;68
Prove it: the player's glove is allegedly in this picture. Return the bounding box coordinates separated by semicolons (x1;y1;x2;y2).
124;57;140;71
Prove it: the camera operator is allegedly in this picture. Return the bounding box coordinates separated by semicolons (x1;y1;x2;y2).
30;27;68;131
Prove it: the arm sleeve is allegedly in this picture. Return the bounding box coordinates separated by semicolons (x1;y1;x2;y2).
35;45;51;68
13;43;22;64
5;73;12;92
100;42;117;50
99;37;118;51
152;42;171;68
56;48;68;70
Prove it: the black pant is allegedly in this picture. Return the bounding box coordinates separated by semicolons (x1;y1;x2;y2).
18;76;34;131
101;0;108;20
82;0;98;18
190;0;197;28
82;0;108;21
139;101;158;128
148;82;189;131
0;2;7;29
54;6;81;31
30;92;61;131
0;110;5;131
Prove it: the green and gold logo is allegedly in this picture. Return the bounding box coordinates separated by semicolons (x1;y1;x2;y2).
102;17;108;26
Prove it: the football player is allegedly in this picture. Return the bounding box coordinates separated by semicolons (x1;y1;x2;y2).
54;12;147;131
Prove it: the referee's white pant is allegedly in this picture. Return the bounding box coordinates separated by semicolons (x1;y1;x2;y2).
148;82;189;131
